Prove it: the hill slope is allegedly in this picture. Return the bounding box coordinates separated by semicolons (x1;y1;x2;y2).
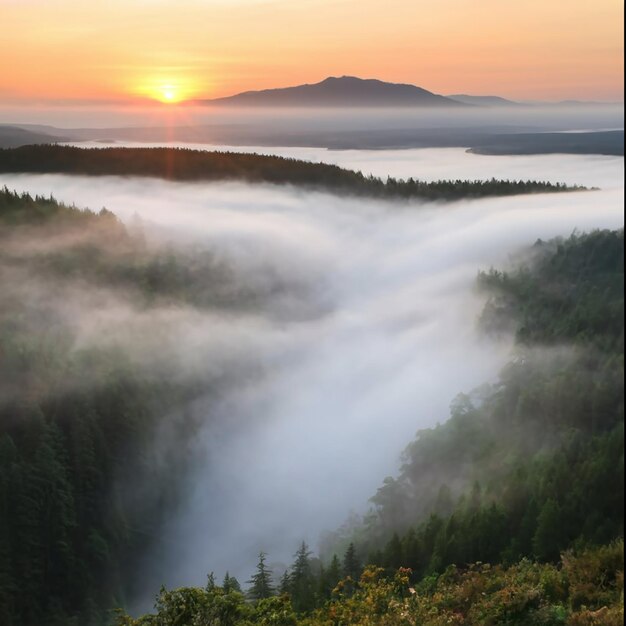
324;230;624;577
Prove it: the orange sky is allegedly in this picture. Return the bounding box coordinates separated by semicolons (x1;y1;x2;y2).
1;0;623;103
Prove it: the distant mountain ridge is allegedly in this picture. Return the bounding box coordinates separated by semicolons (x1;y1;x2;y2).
196;76;466;108
0;124;67;148
447;94;520;106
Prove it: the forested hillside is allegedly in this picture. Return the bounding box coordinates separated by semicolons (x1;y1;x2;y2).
0;145;585;200
327;230;624;574
0;188;266;625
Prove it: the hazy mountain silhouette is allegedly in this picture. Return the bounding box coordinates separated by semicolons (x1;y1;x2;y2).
447;94;520;106
0;124;67;148
196;76;467;107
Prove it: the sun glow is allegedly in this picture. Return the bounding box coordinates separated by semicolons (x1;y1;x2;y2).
159;85;178;103
131;76;202;104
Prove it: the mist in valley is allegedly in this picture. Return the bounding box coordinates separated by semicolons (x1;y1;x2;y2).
1;102;623;157
0;147;622;612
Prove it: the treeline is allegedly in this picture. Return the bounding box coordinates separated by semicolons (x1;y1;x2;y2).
231;542;362;613
478;230;624;350
0;145;585;200
115;541;624;625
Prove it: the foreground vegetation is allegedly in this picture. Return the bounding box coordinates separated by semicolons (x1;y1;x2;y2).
0;144;586;200
115;541;624;625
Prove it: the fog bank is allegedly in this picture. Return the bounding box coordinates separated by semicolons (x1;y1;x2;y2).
1;102;623;131
0;149;623;609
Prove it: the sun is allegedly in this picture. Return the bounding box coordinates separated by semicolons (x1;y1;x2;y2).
132;75;202;104
159;84;178;103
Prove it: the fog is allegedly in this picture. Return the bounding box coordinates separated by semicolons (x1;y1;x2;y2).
1;102;623;132
0;148;623;609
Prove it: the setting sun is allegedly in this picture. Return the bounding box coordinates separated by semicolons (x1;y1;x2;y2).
130;76;201;104
159;85;178;103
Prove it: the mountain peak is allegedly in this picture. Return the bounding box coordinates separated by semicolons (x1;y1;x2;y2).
321;75;377;82
199;76;467;108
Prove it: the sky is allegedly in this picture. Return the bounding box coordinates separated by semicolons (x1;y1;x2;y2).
1;0;623;104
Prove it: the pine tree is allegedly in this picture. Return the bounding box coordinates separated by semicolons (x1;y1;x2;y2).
320;555;341;599
401;529;420;573
383;533;403;569
222;571;242;594
247;552;274;601
342;543;361;580
279;569;291;595
290;542;315;613
533;499;564;561
342;543;361;597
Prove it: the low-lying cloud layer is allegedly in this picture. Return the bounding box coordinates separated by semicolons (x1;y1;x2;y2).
0;148;623;608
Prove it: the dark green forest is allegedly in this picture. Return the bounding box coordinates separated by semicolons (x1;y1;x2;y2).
0;145;585;200
0;188;623;625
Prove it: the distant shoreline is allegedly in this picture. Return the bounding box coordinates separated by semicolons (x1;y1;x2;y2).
2;122;622;156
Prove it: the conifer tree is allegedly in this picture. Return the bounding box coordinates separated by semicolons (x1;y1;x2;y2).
533;499;564;561
222;571;242;594
320;554;341;599
383;533;403;569
290;542;315;613
279;569;291;595
342;543;361;581
247;552;274;601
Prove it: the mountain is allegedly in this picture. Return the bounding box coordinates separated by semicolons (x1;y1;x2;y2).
0;124;67;148
447;94;520;106
555;99;624;106
196;76;467;108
